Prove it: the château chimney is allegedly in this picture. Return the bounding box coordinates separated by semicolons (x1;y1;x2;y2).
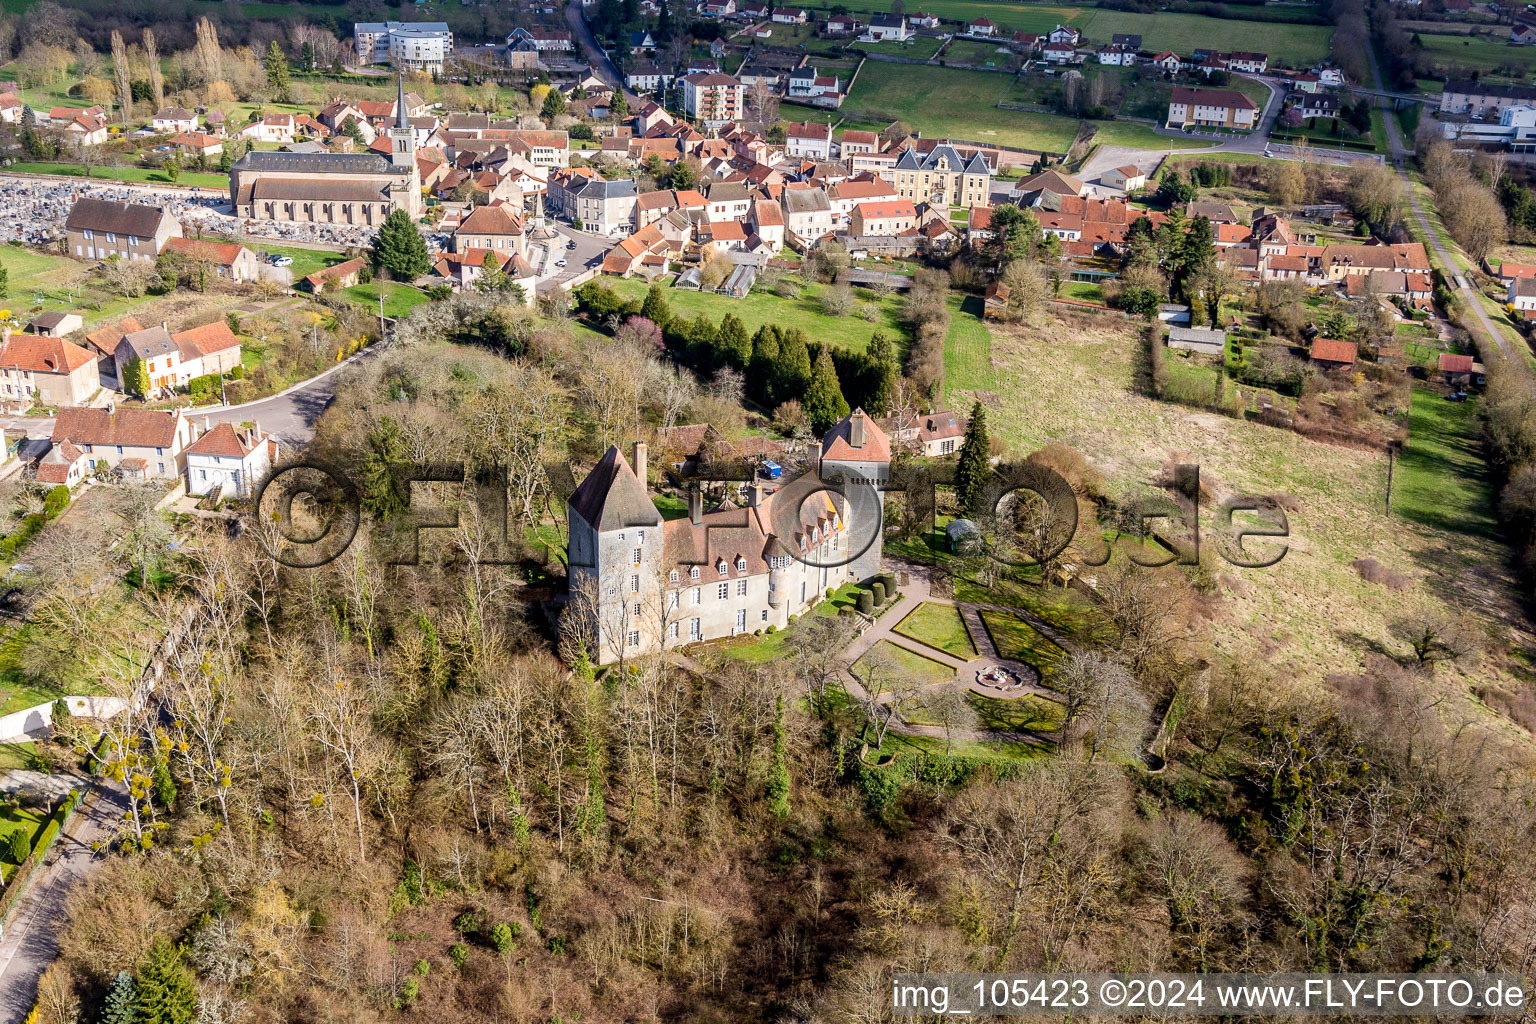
633;441;647;483
689;485;703;526
849;409;865;448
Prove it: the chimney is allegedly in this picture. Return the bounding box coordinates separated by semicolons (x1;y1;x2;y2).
849;409;865;448
633;441;647;482
162;321;169;332
689;486;703;526
748;482;763;507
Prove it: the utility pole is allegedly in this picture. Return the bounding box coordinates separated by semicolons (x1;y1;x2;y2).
377;288;385;339
1385;445;1396;516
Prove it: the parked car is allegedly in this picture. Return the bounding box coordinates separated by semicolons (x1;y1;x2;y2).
1448;391;1469;402
554;258;567;267
270;255;293;267
566;240;578;250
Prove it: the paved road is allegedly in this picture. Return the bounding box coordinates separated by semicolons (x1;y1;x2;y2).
0;783;129;1024
565;0;642;104
1365;43;1512;359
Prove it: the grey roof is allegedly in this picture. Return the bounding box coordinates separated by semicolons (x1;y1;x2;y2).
571;177;637;200
782;188;830;214
232;150;396;175
893;143;988;175
64;198;171;237
871;13;905;26
1111;33;1141;47
155;107;195;120
1444;79;1536;101
707;181;750;202
568;445;662;532
120;324;177;359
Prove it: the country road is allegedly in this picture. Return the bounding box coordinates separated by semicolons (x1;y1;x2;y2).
1364;43;1513;360
0;346;376;446
0;784;129;1024
566;0;641;104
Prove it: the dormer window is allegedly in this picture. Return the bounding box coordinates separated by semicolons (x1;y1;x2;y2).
735;557;746;575
669;570;678;583
690;566;700;580
717;560;728;577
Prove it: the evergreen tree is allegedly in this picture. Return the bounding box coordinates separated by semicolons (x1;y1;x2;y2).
6;827;27;862
772;327;812;406
609;90;628;119
865;331;898;416
541;88;566;121
475;250;509;293
668;159;696;190
263;40;291;102
123;354;151;397
134;937;196;1024
361;417;410;520
340;117;366;146
18;105;39;159
0;260;9;299
716;313;750;369
747;324;780;405
955;401;991;519
640;283;672;331
370;209;431;281
101;970;137;1024
802;346;849;434
299;41;315;72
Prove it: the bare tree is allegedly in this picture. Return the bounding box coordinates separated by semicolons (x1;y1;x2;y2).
143;28;164;112
924;686;978;754
110;30;132;125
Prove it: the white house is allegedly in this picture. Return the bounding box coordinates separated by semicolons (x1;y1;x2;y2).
783;120;833;160
1510;275;1536;312
1100;164;1146;191
863;14;909;40
151;107;197;134
183;421;278;499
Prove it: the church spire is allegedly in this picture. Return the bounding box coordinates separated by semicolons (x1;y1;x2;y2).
395;71;408;130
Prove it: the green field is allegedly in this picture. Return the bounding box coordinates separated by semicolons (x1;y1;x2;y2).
608;276;906;355
846;63;1080;153
1077;10;1333;65
255;244;351;281
855;639;956;686
944;294;996;399
7;162;229;190
0;806;46;867
978;610;1068;678
724;582;865;663
1394;387;1498;539
801;0;1090;31
893;602;977;658
967;692;1066;733
1415;33;1536;81
943;38;1017;66
341;282;432;319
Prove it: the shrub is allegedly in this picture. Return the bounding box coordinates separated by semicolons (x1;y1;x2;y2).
42;486;69;517
870;581;886;604
490;923;515;954
6;828;29;862
856;590;873;615
413;959;430;976
449;943;469;967
765;625;776;634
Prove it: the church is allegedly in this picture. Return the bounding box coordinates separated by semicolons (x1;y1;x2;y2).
566;410;891;664
229;76;422;224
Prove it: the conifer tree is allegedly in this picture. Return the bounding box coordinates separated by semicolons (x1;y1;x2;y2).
263;40;291;102
640;283;672;331
802;346;849;434
134;937;196;1024
101;970;137;1024
370;209;431;281
748;324;780;406
123;354;151;397
772;327;812;406
865;331;899;416
716;313;750;370
955;400;991;519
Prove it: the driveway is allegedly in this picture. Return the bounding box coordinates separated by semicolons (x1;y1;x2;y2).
0;783;129;1024
530;223;611;294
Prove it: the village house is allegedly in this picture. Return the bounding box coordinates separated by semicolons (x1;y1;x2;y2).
567;177;640;236
783;187;835;246
968;16;996;35
1310;337;1358;369
152;107;198;134
850;199;917;237
783;120;834;160
453;203;527;253
863;13;909;40
65;198;182;262
983;280;1009;319
163;238;265;283
1100;164;1146;191
0;333;98;409
113;320;243;394
879;409;967;456
169;131;224;159
1509;275;1536;312
1167;87;1258;130
50;406;193;480
303;257;366;293
184;421;279;498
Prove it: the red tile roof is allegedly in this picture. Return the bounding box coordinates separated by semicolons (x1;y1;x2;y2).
1310;337;1357;365
185;422;266;458
1439;353;1475;374
0;335;94;374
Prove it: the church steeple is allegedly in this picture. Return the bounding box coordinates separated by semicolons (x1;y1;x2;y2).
387;72;415;169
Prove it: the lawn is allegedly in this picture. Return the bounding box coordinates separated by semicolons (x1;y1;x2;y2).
607;276;907;355
1076;11;1334;66
800;0;1089;32
1095;121;1217;150
1061;281;1105;304
943;39;1016;67
1414;32;1536;81
968;692;1066;733
253;245;352;281
0;742;38;773
978;609;1068;678
844;63;1080;154
944;294;996;399
854;639;956;686
724;581;865;663
0;245;237;334
1394;386;1498;539
8;162;229;190
340;282;431;319
0;806;47;867
892;602;977;658
0;246;88;310
653;494;689;521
